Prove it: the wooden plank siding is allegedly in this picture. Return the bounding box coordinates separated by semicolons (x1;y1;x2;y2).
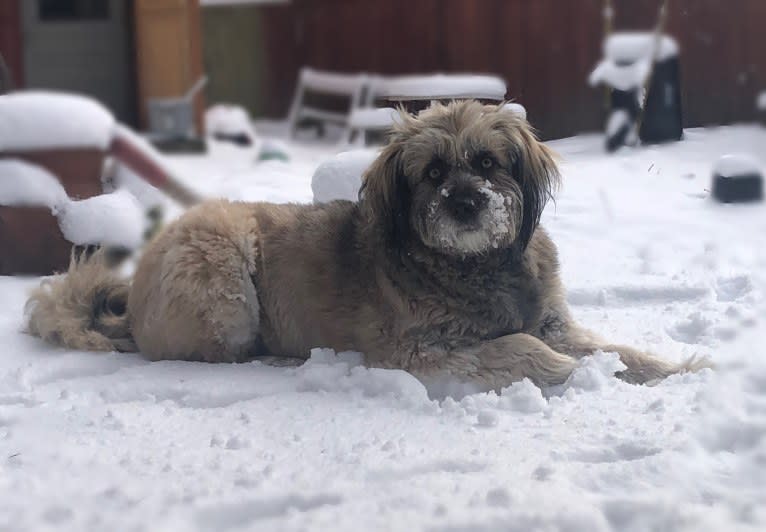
0;0;23;88
236;0;766;140
134;0;206;132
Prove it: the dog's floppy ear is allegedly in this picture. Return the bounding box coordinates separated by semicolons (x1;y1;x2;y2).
501;112;561;250
359;140;410;245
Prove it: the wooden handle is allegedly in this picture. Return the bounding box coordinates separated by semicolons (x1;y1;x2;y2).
109;130;203;208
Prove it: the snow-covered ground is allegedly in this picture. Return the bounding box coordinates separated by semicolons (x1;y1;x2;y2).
2;124;765;531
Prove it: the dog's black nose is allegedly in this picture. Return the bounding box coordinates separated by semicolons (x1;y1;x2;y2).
446;185;488;222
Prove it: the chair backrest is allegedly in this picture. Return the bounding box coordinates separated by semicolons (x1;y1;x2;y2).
287;67;371;139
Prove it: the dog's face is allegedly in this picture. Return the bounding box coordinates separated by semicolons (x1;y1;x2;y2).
361;101;560;255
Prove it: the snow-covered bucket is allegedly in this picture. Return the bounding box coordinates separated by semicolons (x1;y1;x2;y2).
712;154;764;204
147;76;207;139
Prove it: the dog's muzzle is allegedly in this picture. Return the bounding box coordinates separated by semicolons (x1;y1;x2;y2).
445;181;489;223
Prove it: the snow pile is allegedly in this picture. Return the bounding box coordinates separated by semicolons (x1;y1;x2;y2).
205;104;258;145
377;74;507;101
0;91;116;151
0;159;145;248
502;102;527;121
560;351;627;393
311;149;379;203
57;189;146;249
605;33;679;63
0;159;68;207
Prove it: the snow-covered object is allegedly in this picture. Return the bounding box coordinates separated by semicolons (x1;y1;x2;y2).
589;33;678;91
348;107;398;129
0;91;116;151
714;154;763;178
311;149;379;203
589;59;652;91
57;189;145;249
0;159;68;207
605;33;679;63
758;91;766;111
377;74;507;101
502;102;527;121
0;159;145;248
205;104;257;142
712;154;764;203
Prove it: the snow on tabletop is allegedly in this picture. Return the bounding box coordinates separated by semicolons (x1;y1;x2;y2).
376;74;507;101
0;91;116;151
312;149;379;203
714;153;763;177
300;67;369;95
605;32;679;63
205;104;257;138
2;124;766;531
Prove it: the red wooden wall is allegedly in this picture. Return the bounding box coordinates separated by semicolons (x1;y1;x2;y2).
254;0;766;140
0;0;23;87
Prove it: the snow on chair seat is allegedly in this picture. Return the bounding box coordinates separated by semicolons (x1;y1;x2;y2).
344;107;399;147
287;67;371;140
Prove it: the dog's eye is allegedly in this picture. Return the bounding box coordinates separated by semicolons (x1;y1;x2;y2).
428;167;442;181
481;157;494;169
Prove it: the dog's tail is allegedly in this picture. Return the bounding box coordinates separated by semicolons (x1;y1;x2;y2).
25;252;137;352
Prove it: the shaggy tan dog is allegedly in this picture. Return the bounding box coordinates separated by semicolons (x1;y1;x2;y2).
26;101;707;389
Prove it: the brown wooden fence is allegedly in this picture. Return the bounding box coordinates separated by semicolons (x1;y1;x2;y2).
251;0;766;140
0;0;22;88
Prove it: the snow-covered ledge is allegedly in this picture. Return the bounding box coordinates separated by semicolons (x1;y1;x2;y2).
0;159;146;249
0;91;116;151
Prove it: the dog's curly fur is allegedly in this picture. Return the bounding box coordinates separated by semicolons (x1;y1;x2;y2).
26;101;709;389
